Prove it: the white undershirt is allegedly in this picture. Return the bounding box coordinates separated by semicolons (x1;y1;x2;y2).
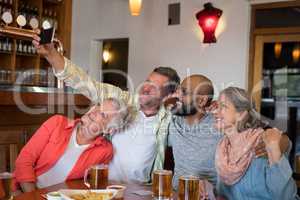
109;111;158;183
37;125;89;188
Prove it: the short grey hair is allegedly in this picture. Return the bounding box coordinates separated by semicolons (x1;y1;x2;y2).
220;87;267;132
104;98;132;132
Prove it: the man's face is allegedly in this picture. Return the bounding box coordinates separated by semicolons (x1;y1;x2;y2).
173;85;197;116
173;78;209;116
138;72;170;109
80;100;118;139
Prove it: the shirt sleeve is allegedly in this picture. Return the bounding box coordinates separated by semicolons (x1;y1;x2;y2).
266;155;298;200
14;115;63;183
53;57;131;104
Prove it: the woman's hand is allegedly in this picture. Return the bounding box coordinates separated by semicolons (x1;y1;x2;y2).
199;180;208;199
263;128;283;165
199;180;216;200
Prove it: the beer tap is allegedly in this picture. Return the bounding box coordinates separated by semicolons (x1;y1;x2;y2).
0;11;63;55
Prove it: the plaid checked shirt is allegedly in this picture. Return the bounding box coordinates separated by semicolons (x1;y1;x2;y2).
53;57;172;182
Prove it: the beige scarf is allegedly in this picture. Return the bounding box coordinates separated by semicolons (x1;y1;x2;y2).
215;128;264;185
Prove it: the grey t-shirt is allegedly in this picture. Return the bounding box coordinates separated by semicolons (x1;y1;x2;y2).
168;113;223;190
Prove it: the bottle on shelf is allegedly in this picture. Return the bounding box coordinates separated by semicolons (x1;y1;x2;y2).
0;70;6;84
7;40;12;51
0;38;13;52
16;40;37;55
17;40;22;53
0;69;11;84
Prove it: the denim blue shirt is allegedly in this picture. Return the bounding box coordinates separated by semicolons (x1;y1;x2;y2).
217;155;299;200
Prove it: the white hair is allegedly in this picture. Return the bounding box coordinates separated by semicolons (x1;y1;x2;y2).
220;87;268;132
104;98;132;132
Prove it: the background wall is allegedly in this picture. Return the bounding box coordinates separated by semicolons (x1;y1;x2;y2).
71;0;251;94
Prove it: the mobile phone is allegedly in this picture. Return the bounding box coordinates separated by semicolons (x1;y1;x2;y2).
39;26;55;45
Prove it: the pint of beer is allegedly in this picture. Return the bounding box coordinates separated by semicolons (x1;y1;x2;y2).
178;175;200;200
152;170;173;200
84;164;108;189
0;172;13;200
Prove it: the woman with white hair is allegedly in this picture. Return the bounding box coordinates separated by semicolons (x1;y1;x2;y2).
214;87;298;200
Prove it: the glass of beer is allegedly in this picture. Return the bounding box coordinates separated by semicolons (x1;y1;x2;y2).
152;170;173;200
178;175;202;200
0;172;13;200
84;164;108;189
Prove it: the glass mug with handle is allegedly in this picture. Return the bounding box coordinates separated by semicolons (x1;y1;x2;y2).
152;170;173;200
178;175;210;200
0;172;13;200
84;164;109;189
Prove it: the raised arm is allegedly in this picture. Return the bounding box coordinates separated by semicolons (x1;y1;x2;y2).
32;34;65;72
32;34;131;103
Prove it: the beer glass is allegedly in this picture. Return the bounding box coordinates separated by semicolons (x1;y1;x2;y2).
152;170;173;200
84;164;108;189
178;175;201;200
0;172;13;200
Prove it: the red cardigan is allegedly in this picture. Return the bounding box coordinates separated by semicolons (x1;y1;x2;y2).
13;115;113;190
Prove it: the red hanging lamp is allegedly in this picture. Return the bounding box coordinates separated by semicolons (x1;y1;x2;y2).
195;3;223;43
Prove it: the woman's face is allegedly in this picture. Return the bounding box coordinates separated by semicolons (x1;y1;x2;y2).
214;93;243;135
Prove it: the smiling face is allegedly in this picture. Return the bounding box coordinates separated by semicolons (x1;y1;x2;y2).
80;100;119;140
138;72;170;109
173;75;213;116
214;93;245;136
173;84;198;116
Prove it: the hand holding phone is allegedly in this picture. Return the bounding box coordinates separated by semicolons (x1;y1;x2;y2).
39;20;55;45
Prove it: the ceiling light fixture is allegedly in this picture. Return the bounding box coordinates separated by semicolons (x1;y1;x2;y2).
129;0;142;16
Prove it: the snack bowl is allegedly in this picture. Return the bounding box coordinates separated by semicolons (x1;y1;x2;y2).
106;185;126;199
58;189;117;200
46;191;61;200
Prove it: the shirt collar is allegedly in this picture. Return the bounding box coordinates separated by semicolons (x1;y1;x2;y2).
65;118;81;130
